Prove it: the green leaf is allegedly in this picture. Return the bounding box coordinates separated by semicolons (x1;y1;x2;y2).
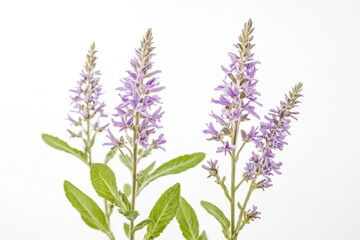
138;153;205;194
42;134;87;164
138;148;151;158
132;219;152;233
200;201;230;238
124;210;139;221
63;181;109;234
198;231;208;240
124;223;130;238
104;148;117;164
137;161;156;187
176;197;199;240
120;192;131;211
119;154;132;171
145;183;181;239
90;163;124;209
123;183;131;197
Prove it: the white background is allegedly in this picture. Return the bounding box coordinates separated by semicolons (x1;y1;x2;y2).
1;0;359;239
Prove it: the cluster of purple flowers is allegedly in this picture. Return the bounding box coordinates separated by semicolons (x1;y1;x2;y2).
244;83;303;188
67;43;108;140
105;29;166;151
248;205;261;220
203;20;261;159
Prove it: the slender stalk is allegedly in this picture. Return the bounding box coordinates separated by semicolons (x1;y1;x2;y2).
230;121;240;239
104;199;110;223
216;175;232;202
235;179;256;232
235;177;245;191
130;112;139;240
230;154;236;238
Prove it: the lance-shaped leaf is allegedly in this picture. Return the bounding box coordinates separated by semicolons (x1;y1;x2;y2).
137;161;156;187
42;134;87;164
138;153;205;194
90;163;125;210
123;183;131;197
63;181;109;234
176;197;199;240
145;183;181;239
124;223;130;238
104;148;117;164
119;154;132;171
200;201;230;238
198;231;208;240
132;219;152;233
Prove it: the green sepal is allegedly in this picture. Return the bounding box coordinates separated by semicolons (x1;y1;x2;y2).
137;153;205;194
41;134;87;164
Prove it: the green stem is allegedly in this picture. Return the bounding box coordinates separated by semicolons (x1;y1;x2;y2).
230;121;239;239
130;112;139;240
105;199;110;223
216;175;232;202
235;142;246;162
235;179;256;232
235;177;245;191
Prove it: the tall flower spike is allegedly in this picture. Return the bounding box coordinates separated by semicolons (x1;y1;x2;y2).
244;82;303;187
67;43;108;148
105;29;166;152
204;18;261;158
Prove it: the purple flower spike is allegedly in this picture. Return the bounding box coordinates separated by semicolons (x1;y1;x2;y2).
202;159;219;178
106;29;165;153
204;19;262;159
67;43;108;143
244;83;303;188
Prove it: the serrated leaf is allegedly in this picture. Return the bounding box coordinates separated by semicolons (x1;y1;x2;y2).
90;163;124;209
145;183;181;239
63;181;109;234
138;153;205;194
132;219;152;233
176;197;199;240
104;148;117;164
42;134;87;164
200;201;230;238
198;231;208;240
124;183;131;197
124;223;130;238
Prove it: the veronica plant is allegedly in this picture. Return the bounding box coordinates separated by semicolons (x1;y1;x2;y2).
42;30;205;240
175;19;303;240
